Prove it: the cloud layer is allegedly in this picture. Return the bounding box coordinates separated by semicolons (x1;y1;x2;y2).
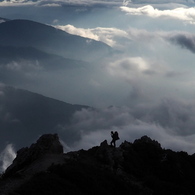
65;100;195;154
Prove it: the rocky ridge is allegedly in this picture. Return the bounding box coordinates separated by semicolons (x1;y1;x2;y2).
1;134;195;195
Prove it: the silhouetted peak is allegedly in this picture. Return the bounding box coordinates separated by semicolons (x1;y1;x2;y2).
5;134;63;177
100;140;109;148
119;140;132;149
35;134;63;154
134;135;161;148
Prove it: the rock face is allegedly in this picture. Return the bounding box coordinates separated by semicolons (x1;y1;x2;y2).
1;134;195;195
5;134;63;177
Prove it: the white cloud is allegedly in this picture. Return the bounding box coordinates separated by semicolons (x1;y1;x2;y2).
55;24;195;54
130;0;195;5
56;24;99;41
0;144;16;172
106;56;175;92
0;0;36;6
66;103;195;154
121;5;195;23
55;24;128;48
107;57;151;79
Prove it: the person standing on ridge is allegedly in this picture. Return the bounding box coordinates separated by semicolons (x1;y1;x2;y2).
110;131;119;147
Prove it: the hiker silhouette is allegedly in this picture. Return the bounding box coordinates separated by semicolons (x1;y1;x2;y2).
110;131;119;147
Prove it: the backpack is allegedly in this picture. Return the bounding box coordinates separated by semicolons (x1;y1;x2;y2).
115;132;119;140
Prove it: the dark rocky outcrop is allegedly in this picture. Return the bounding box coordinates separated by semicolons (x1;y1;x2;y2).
5;134;63;177
1;134;195;195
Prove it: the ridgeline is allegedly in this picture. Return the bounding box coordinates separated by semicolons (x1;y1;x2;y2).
1;134;195;195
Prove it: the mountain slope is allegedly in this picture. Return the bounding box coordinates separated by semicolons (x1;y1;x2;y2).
1;134;195;195
0;19;110;104
0;19;112;61
0;86;90;151
0;46;88;69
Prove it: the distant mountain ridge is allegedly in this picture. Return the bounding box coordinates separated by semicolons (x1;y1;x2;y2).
1;134;195;195
0;19;112;89
0;19;112;61
0;85;90;151
0;46;88;69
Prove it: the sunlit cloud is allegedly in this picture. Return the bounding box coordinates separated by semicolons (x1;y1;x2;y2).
55;23;195;55
0;0;36;6
55;24;128;48
107;57;151;79
121;5;195;23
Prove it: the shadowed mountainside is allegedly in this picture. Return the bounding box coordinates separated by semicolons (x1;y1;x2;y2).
0;46;88;70
0;86;90;151
0;19;112;61
0;19;112;95
1;134;195;195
